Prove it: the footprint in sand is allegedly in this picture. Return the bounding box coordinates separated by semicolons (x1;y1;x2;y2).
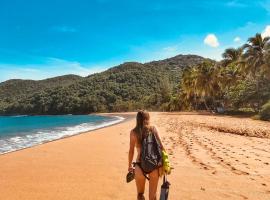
200;187;206;191
212;171;217;175
238;194;248;200
203;166;209;170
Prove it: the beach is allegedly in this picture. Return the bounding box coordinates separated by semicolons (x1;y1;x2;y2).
0;112;270;200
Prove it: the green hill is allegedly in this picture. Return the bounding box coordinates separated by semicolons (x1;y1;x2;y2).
0;54;208;115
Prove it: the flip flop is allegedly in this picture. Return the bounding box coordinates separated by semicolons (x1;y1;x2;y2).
126;171;135;183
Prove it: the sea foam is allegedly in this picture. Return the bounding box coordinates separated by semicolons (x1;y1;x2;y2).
0;116;124;155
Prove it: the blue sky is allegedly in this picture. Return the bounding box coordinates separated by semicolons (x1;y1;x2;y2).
0;0;270;82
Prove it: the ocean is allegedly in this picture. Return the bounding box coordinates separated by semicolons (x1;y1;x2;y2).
0;114;124;154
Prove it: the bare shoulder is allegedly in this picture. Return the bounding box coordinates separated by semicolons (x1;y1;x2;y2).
151;124;159;132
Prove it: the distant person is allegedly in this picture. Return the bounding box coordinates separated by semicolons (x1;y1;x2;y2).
128;110;165;200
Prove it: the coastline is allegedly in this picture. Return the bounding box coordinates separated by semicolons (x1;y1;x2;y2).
0;111;138;200
0;112;269;200
0;113;133;156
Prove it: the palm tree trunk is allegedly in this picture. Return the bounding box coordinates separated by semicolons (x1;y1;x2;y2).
203;97;210;111
194;94;198;110
255;74;261;112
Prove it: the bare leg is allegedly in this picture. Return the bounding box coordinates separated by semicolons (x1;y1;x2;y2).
149;169;159;200
135;165;146;200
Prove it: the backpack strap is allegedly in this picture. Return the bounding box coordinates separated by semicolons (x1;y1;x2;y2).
152;126;163;150
142;172;150;181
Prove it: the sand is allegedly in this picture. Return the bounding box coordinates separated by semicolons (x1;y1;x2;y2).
0;112;269;200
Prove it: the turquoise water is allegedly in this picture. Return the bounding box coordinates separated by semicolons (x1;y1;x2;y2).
0;115;124;154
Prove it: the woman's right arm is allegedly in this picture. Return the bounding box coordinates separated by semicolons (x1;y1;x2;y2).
128;130;136;172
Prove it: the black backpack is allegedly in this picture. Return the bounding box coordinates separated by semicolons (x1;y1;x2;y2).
140;128;163;173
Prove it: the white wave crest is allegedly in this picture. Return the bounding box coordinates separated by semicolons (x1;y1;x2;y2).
0;115;124;155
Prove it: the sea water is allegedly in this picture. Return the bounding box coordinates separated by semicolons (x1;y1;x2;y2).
0;114;124;154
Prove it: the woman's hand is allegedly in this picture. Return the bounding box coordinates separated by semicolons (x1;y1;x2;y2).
128;165;134;172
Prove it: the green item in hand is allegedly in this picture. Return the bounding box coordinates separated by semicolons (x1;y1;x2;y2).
162;150;171;174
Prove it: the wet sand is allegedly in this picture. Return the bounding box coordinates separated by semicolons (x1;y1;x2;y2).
0;112;269;199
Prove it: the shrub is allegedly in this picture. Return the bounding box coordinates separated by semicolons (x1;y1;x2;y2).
258;100;270;121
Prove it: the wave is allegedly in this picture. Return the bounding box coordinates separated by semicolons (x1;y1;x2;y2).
0;115;124;155
5;115;29;118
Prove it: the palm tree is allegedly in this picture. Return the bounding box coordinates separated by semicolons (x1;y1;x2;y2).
181;66;198;109
263;40;270;77
242;33;270;75
222;47;243;67
242;33;270;110
219;47;243;90
194;61;218;110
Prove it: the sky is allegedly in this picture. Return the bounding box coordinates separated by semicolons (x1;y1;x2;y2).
0;0;270;82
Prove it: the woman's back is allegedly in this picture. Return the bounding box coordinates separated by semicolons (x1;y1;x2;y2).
133;125;157;162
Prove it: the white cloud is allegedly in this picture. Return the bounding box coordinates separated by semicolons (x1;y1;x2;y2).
262;25;270;38
52;26;77;33
163;46;177;52
260;0;270;14
204;34;219;47
225;0;247;7
0;58;108;82
162;46;179;56
234;36;241;42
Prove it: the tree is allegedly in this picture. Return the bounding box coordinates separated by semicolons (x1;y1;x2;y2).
242;33;270;75
242;33;270;110
222;47;243;67
193;61;218;110
181;66;199;109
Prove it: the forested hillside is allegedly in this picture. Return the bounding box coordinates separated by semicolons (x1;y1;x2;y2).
0;55;207;115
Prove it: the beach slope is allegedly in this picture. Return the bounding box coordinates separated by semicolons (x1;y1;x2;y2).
0;112;269;200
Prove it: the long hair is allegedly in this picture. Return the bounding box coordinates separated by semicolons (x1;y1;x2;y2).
133;110;151;143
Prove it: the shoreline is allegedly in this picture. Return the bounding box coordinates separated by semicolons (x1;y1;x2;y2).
0;112;135;157
0;112;269;200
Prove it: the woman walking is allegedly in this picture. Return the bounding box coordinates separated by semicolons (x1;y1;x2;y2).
128;110;165;200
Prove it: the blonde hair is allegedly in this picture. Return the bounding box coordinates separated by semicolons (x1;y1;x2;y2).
133;110;151;143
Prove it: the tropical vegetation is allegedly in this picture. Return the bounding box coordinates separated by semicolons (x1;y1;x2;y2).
0;33;269;120
180;33;270;120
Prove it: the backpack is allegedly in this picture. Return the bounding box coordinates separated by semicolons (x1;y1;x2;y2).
140;127;163;173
